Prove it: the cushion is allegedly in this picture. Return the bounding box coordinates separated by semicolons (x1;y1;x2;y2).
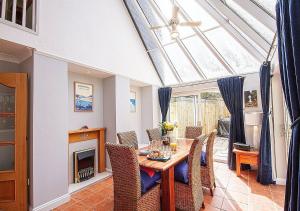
201;151;207;166
140;170;161;194
141;167;155;177
174;160;189;184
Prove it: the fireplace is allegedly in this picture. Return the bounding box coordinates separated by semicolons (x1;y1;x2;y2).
73;148;95;183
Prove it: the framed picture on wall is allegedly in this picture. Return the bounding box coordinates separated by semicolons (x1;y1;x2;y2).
74;82;93;112
244;90;258;107
130;91;136;113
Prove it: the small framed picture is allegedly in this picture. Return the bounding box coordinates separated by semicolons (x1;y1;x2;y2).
244;90;258;107
74;82;93;112
130;91;136;113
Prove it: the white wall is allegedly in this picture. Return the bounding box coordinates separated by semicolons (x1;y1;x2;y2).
129;86;143;143
141;85;160;144
271;64;287;182
31;52;69;208
68;71;103;130
0;0;161;86
243;73;263;147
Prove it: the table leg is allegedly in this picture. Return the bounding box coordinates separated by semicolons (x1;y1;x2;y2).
162;166;175;211
236;154;241;177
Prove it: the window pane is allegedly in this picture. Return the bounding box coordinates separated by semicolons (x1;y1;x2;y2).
229;21;268;57
138;0;173;45
124;0;159;50
15;0;23;25
178;0;219;31
149;49;178;85
205;28;260;73
5;0;13;21
164;43;201;82
182;36;230;79
153;0;195;38
252;0;276;16
25;0;33;29
224;0;274;43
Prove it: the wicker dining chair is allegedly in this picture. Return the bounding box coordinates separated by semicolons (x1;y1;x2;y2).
146;128;162;142
201;130;217;196
117;131;139;150
106;143;161;211
175;135;207;211
185;126;203;139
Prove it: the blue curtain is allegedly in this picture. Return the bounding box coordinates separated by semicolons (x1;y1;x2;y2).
276;1;300;210
217;76;246;170
257;62;273;185
158;87;172;122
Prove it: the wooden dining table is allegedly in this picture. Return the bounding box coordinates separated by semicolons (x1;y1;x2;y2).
136;138;194;211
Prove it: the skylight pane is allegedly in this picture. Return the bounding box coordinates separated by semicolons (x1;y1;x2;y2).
153;0;195;39
149;49;178;85
205;28;260;74
224;0;274;43
137;0;173;44
229;21;267;57
124;0;158;50
164;43;201;82
252;0;276;16
182;36;230;79
178;0;219;31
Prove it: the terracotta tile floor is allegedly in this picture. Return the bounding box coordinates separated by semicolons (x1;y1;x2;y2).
53;162;285;211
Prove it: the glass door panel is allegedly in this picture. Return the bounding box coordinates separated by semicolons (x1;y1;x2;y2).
0;145;15;171
0;83;15;172
169;96;198;138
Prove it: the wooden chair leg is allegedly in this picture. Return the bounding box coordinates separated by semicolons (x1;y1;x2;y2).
210;188;214;196
202;202;205;209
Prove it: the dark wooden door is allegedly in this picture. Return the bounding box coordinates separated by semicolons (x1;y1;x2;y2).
0;73;27;211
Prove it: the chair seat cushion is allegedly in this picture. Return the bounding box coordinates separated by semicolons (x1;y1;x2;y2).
201;151;207;166
174;160;189;184
140;170;161;193
141;167;155;177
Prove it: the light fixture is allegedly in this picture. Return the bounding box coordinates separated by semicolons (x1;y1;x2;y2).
171;30;179;39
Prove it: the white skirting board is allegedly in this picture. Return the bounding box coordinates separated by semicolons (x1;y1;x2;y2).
276;178;286;185
29;193;70;211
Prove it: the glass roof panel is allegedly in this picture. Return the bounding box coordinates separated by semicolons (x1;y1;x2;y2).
153;0;195;38
164;43;202;82
149;49;178;85
177;0;219;31
205;28;260;73
229;21;268;57
182;36;230;79
224;0;274;43
137;0;173;44
251;0;276;16
124;0;267;85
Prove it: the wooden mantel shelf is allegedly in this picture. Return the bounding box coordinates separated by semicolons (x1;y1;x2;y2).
68;128;106;173
69;127;105;135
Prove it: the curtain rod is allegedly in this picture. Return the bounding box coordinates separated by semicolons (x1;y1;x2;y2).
169;72;258;89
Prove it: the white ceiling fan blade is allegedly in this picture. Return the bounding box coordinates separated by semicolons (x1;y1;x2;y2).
150;24;169;30
172;5;179;19
179;21;201;27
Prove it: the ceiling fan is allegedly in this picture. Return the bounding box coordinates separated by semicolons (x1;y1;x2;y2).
150;3;201;39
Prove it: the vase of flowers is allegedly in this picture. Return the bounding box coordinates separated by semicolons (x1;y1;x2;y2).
160;121;178;144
